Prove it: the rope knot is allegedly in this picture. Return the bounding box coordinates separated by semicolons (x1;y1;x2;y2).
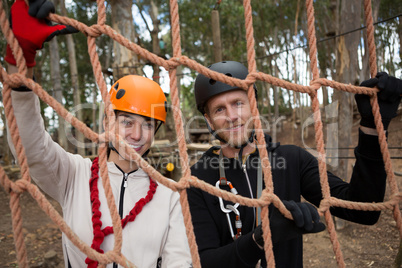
88;25;104;38
258;191;274;207
166;58;181;70
246;72;258;85
318;198;331;214
177;175;192;190
309;79;321;91
14;179;28;194
3;73;28;89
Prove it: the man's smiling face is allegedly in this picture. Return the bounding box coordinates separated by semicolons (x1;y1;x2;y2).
205;89;254;148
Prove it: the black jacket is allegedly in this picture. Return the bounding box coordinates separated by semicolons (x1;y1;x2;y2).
187;130;386;267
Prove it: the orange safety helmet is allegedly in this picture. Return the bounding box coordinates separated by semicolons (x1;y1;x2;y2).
109;75;167;122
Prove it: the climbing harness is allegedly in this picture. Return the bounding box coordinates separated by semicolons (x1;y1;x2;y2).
216;148;263;240
215;176;241;239
86;157;158;268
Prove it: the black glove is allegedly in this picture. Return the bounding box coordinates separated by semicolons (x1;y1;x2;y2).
281;200;325;232
254;200;325;247
5;0;78;67
28;0;55;19
356;72;402;130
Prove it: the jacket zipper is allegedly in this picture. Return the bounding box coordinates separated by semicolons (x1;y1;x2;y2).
114;172;128;268
119;173;128;217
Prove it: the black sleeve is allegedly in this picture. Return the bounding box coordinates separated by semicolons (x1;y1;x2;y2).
187;185;264;268
301;129;386;225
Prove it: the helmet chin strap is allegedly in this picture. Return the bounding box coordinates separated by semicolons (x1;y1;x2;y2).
236;129;255;167
109;141;126;159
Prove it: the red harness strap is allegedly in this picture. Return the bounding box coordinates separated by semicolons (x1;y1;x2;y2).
85;157;157;267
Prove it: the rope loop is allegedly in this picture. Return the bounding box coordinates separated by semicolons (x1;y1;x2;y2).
166;57;182;70
88;24;104;38
309;79;322;91
3;73;28;89
318;198;331;214
13;179;29;194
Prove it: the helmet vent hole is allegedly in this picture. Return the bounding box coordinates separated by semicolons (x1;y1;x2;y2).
209;79;216;85
114;82;119;90
116;89;126;99
225;73;232;77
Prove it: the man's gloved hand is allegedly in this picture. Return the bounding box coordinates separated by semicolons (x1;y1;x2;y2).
356;72;402;130
5;0;78;67
281;200;325;233
253;200;325;247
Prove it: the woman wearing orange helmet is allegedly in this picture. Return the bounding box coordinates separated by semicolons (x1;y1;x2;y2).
107;75;168;170
4;1;192;267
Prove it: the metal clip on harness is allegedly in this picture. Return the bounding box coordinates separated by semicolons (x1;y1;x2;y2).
215;177;242;239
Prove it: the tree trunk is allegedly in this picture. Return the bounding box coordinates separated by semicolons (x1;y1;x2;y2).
211;9;222;62
398;18;402;69
272;27;279;143
111;0;141;79
303;49;309;139
273;79;279;143
291;0;300;144
60;0;85;156
49;37;69;151
149;0;161;84
331;0;362;230
291;54;298;144
0;105;12;165
333;0;361;181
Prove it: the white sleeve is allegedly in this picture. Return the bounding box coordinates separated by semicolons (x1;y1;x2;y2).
7;90;82;205
161;192;193;268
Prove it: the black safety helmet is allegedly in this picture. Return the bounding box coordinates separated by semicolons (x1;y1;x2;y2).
194;61;257;114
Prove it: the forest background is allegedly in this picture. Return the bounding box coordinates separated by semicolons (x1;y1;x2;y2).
0;0;401;267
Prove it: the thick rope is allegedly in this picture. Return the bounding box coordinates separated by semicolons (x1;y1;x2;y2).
363;0;402;240
0;0;400;267
9;192;28;268
305;0;345;265
243;0;276;265
168;0;201;265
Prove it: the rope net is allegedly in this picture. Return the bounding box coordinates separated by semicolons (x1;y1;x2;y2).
0;0;400;267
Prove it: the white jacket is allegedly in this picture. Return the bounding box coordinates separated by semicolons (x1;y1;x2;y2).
8;90;192;268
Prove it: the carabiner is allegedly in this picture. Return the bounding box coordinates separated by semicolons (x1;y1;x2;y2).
227;205;242;239
215;179;239;213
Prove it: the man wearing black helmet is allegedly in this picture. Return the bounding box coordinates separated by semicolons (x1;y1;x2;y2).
187;61;401;267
